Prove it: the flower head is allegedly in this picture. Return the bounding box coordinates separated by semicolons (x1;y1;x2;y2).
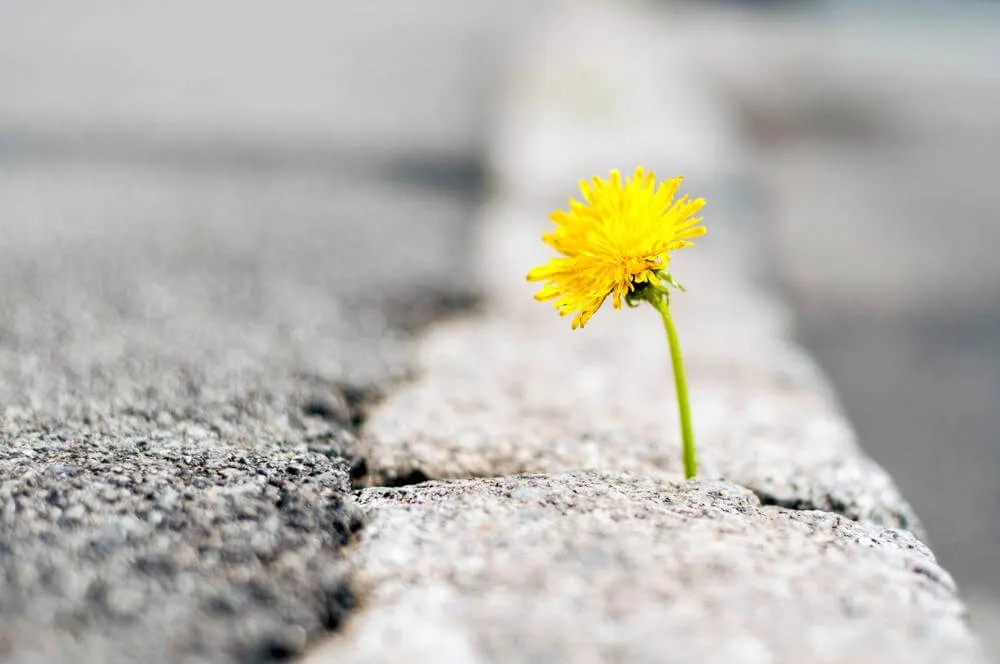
527;167;706;328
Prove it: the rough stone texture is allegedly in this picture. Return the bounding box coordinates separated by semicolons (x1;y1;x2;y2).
358;4;920;535
0;170;475;664
0;169;471;664
0;440;359;664
361;207;920;533
0;1;500;660
659;7;1000;654
306;472;980;664
306;3;988;662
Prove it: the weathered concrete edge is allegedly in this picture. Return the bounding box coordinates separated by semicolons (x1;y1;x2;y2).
357;0;922;537
301;3;985;661
305;472;982;664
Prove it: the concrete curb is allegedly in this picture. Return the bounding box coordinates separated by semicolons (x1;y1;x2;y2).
307;3;984;662
312;473;974;664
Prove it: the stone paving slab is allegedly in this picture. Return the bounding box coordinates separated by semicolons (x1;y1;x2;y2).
357;2;919;534
360;198;919;533
647;7;1000;654
307;472;978;664
306;3;984;662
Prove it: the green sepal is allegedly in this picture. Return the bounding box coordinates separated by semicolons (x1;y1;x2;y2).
655;270;686;292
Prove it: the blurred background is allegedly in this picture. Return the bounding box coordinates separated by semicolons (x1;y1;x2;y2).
678;1;1000;656
1;0;998;658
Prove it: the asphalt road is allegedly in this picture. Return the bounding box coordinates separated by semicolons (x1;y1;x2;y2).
0;2;505;662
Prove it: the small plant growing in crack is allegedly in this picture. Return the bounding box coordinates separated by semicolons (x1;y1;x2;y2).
527;167;707;479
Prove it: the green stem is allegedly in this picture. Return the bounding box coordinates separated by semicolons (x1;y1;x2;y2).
652;299;697;479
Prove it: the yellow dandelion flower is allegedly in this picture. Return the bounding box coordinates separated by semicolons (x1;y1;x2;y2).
527;166;707;479
526;166;706;329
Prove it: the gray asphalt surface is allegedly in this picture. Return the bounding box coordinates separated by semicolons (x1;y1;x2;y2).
0;167;475;664
0;2;505;661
